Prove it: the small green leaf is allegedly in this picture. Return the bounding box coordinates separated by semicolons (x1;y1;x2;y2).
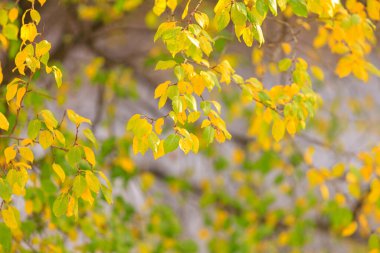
53;195;69;217
27;119;41;139
164;134;180;153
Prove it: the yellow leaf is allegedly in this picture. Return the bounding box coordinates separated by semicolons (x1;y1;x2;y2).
155;118;164;134
4;146;16;164
19;147;34;163
52;163;65;183
272;118;285;142
286;119;297;135
81;187;94;206
167;0;177;12
40;110;58;130
67;109;92;126
188;111;200;123
201;119;211;128
25;200;33;215
8;8;18;22
332;163;345;178
83;146;96;167
342;222;357;237
0;62;3;84
153;141;165;160
141;172;155;191
66;196;76;217
153;0;166;16
304;146;315;165
281;42;292;55
320;184;329;200
182;0;191;19
335;57;353;78
20;23;38;43
191;75;206;96
368;0;380;20
307;169;324;187
39;130;54;149
190;134;199;153
16;87;26;109
311;65;324;81
1;206;19;229
38;0;47;6
154;81;170;99
0;112;9;131
6;83;18;102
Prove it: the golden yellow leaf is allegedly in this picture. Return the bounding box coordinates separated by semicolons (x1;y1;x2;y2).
4;146;16;164
182;0;191;19
20;23;38;43
155;118;164;134
0;112;9;131
39;130;54;149
19;147;34;163
167;0;177;12
2;206;19;229
6;83;18;102
368;0;380;20
66;196;76;217
0;62;3;85
52;163;65;183
281;42;292;55
25;200;33;215
154;81;170;99
8;8;18;22
286;119;297;135
342;222;357;237
272;118;285;142
67;109;92;126
81;187;94;206
16;87;26;109
83;146;96;167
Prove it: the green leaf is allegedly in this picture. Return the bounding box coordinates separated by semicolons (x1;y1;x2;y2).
0;179;12;202
203;126;215;145
278;58;292;72
215;10;230;31
66;146;83;167
100;185;113;204
0;223;11;253
164;134;180;153
3;24;19;40
53;195;69;217
200;101;211;114
289;0;308;17
268;0;277;16
83;128;98;148
155;60;177;70
27;119;41;139
231;2;247;26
